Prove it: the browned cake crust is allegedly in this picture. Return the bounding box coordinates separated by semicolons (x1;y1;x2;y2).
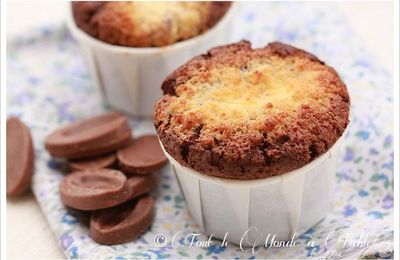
154;41;350;180
72;1;231;47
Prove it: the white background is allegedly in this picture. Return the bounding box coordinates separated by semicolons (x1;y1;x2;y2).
6;1;394;259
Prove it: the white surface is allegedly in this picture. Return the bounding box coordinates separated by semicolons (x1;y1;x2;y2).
7;192;64;259
6;1;394;259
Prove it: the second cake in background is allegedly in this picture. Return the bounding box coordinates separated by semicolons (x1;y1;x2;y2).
72;1;231;47
68;1;235;116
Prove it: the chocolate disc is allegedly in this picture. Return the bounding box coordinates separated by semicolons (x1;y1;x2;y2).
69;153;117;171
117;135;167;175
45;112;132;159
59;169;131;210
7;117;34;197
90;195;155;245
127;175;157;201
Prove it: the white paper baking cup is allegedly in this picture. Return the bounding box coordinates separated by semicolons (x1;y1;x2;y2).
160;133;346;246
66;3;237;117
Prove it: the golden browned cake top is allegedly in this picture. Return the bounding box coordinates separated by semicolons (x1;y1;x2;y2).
72;1;231;47
154;41;350;180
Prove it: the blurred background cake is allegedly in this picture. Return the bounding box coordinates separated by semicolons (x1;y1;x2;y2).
72;1;231;47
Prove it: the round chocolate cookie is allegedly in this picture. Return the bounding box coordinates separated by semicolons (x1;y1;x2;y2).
117;135;167;175
45;112;132;159
59;169;131;210
154;41;350;180
90;195;155;245
7;117;34;197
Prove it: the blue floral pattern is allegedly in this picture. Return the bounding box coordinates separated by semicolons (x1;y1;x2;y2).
7;3;393;259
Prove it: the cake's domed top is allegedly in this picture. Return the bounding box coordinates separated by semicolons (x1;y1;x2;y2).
154;41;350;180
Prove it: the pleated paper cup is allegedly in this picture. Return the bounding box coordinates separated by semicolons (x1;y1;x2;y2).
160;133;346;246
66;4;237;117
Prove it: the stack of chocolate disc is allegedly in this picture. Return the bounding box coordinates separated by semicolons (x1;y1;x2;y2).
45;112;167;245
